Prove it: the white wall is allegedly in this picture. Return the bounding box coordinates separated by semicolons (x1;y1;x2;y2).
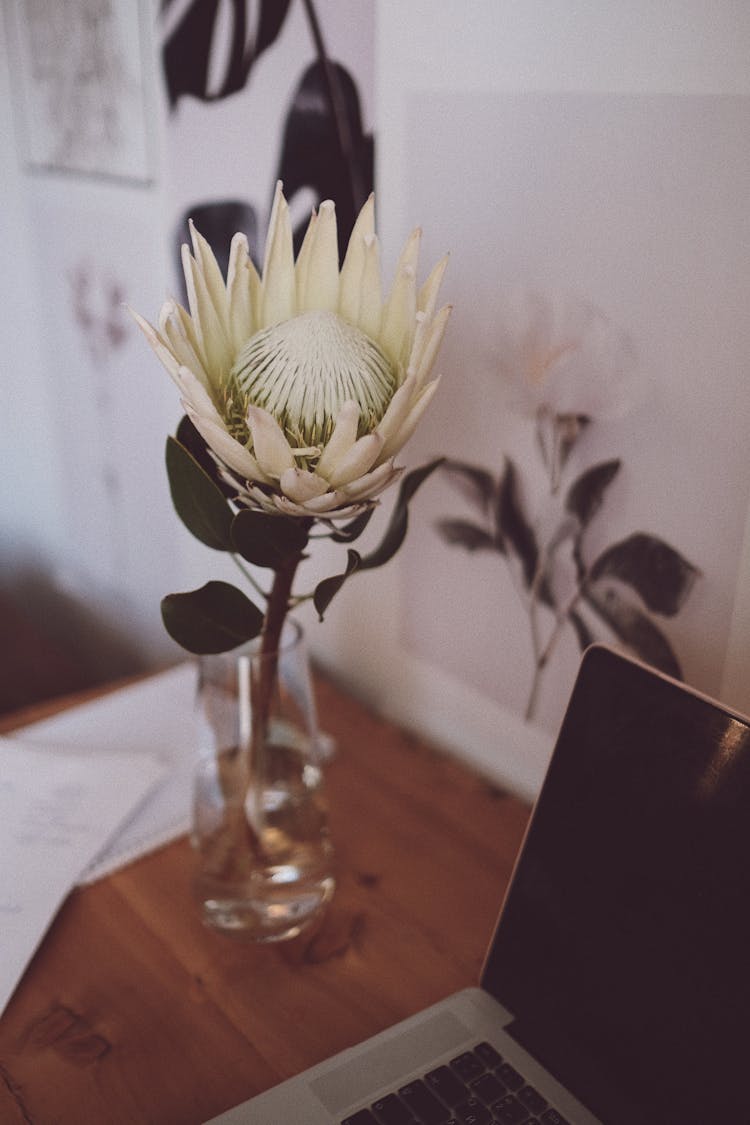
1;2;748;798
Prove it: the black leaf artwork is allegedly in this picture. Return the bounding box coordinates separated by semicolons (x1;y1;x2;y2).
162;0;293;108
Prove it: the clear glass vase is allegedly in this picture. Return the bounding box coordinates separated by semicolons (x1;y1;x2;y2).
192;620;335;941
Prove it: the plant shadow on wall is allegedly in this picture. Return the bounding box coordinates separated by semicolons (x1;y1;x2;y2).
162;0;374;278
435;289;700;723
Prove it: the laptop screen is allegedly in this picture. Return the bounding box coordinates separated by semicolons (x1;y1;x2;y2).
481;645;750;1125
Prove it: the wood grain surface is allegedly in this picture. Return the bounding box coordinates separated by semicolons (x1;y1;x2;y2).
0;671;530;1125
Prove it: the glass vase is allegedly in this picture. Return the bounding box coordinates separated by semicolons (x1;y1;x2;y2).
192;620;335;941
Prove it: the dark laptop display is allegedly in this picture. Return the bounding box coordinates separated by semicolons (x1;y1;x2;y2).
482;645;750;1124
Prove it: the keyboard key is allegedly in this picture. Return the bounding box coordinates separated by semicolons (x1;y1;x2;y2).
450;1051;486;1083
496;1063;525;1092
426;1065;469;1106
540;1111;570;1125
492;1093;529;1124
518;1086;547;1115
371;1093;416;1124
469;1072;507;1105
453;1097;492;1124
398;1079;449;1124
342;1111;378;1125
474;1041;503;1069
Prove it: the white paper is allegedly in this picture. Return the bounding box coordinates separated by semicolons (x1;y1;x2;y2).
0;740;165;1017
13;663;198;883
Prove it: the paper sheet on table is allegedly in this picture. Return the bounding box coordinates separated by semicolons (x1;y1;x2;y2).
0;740;165;1017
11;663;198;883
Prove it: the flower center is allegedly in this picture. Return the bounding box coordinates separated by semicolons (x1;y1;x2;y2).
230;310;398;448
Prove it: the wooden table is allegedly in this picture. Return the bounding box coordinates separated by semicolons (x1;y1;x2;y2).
0;672;531;1125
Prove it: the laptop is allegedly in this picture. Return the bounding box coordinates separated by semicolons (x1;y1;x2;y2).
206;644;750;1124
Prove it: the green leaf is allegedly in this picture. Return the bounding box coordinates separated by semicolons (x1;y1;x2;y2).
231;509;310;569
161;581;264;654
496;457;538;586
435;518;499;553
565;459;621;528
329;506;376;543
589;532;699;616
359;457;444;571
313;549;361;621
583;584;682;678
441;459;496;515
166;435;234;550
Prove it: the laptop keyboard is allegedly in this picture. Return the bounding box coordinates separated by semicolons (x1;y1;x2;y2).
341;1041;571;1125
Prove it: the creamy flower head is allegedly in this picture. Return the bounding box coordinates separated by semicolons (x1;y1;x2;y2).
134;184;450;517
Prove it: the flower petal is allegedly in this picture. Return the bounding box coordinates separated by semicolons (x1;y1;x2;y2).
300;199;339;312
339;193;375;323
417;253;449;318
315;400;360;480
380;379;440;461
340;459;403;501
374;374;416;449
294;209;317;310
279;467;330;503
262;181;296;327
247;405;296;477
158;301;212;390
381;228;420;366
185;407;269;483
408;304;452;389
357;233;383;339
181;243;233;377
226;232;259;351
327;432;383;488
189;220;229;325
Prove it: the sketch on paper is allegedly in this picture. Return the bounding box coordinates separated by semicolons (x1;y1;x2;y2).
435;288;700;722
7;0;152;182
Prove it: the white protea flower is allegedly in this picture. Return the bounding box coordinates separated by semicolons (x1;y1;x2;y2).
134;184;450;519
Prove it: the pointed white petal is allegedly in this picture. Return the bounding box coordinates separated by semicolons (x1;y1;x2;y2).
408;304;452;389
374;375;416;448
327;432;383;488
189;220;229;324
315;400;360;479
339;193;375;323
186;408;269;483
340;459;403;501
417;253;449;317
176;365;223;425
279;467;331;503
357;234;383;339
226;232;259;350
182;244;233;376
294;209;317;309
381;263;417;368
262;182;296;326
380;379;440;461
247;405;296;477
159;302;213;391
302;200;339;312
129;307;181;380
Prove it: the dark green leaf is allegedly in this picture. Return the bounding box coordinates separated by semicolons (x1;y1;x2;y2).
435;518;499;553
496;457;538;586
584;584;682;677
231;509;310;569
440;459;497;515
166;435;234;551
313;549;361;621
359;458;444;571
566;459;621;527
589;532;699;616
161;581;264;654
329;506;376;543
